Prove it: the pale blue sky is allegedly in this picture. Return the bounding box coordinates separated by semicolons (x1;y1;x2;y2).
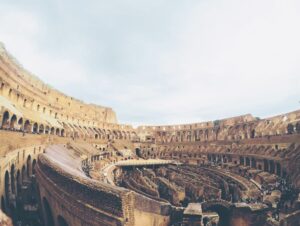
0;0;299;125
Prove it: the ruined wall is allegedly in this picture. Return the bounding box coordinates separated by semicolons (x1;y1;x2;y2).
36;152;135;226
137;110;300;144
0;43;137;141
137;120;300;189
0;43;117;125
0;143;45;213
133;194;171;226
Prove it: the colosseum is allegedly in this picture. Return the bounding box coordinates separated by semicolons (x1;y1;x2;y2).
0;42;299;226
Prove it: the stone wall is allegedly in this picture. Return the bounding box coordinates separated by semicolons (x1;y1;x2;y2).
36;152;135;226
0;143;45;213
0;42;299;226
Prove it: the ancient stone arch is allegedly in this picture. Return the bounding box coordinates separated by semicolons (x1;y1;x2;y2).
32;159;37;175
287;123;295;134
17;117;23;129
296;122;300;133
4;171;10;207
21;165;26;182
245;157;250;166
24;120;31;132
201;200;232;226
269;160;275;174
276;162;282;176
16;170;21;195
9;114;17;129
2;111;10;128
33;123;38;133
45;125;50;134
43;197;54;226
27;155;32;178
251;158;257;168
10;164;16;195
250;129;255;138
50;127;55;135
39;124;45;134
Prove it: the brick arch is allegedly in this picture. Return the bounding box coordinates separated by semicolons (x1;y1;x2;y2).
27;155;32;178
9;114;17;129
1;111;10;128
4;171;10;207
39;124;45;134
33;122;38;133
201;200;232;226
43;197;54;226
21;165;26;182
16;170;21;195
10;164;16;195
24;120;31;132
17;117;23;129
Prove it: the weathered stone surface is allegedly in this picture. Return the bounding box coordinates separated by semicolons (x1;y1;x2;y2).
0;42;299;226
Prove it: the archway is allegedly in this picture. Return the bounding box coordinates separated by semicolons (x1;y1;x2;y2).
57;215;69;226
2;111;10;128
263;159;269;172
32;159;37;175
245;157;250;166
45;126;50;134
21;165;26;182
135;148;143;158
269;160;275;174
204;130;209;140
5;171;10;207
33;123;38;133
27;155;32;178
36;184;43;222
61;129;65;137
16;170;21;195
276;163;281;176
251;158;257;168
24;120;31;132
287;124;294;134
18;118;23;130
39;124;45;134
239;157;244;165
250;129;255;138
202;200;232;226
296;122;300;134
207;154;212;162
43;197;54;226
56;128;60;136
9;115;17;129
10;164;16;195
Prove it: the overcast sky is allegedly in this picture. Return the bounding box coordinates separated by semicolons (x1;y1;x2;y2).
0;0;299;126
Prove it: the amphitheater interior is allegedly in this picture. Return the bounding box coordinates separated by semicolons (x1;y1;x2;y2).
0;42;299;226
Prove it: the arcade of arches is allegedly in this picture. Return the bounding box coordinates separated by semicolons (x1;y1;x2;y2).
0;43;300;226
